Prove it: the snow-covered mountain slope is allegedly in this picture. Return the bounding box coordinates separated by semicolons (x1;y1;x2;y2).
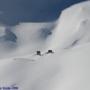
0;22;55;58
48;1;90;50
0;1;90;90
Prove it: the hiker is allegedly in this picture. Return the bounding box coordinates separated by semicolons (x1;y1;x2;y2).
36;51;41;56
46;50;54;54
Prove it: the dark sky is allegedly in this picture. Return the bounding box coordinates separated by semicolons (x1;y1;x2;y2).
0;0;86;25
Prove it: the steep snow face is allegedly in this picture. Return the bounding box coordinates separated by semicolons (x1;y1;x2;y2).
48;1;90;50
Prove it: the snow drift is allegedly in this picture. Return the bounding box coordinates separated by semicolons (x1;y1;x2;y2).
0;1;90;90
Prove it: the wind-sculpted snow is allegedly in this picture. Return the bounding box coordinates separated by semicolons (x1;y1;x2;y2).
48;1;90;51
0;1;90;90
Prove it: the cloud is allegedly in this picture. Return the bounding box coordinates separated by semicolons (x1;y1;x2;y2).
0;25;5;37
0;21;55;58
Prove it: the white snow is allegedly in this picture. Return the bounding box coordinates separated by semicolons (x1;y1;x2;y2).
0;1;90;90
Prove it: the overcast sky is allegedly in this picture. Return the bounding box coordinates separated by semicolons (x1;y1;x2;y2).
0;0;86;25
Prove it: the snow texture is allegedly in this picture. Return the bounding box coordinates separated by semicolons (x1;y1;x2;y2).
0;1;90;90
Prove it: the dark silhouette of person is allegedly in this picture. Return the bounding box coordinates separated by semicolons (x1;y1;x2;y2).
46;50;54;54
36;51;41;56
